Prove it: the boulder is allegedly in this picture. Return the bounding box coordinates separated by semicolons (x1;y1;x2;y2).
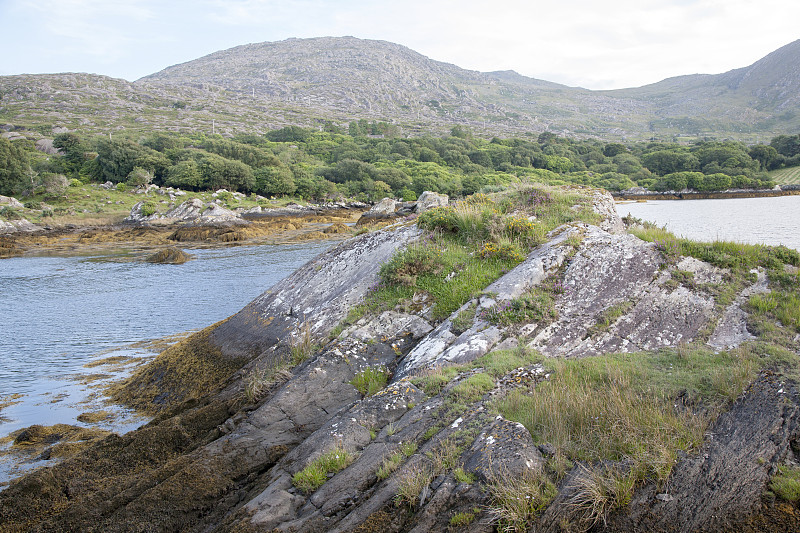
415;191;449;213
0;195;24;209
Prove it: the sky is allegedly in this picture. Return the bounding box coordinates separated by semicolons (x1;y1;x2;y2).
1;0;798;90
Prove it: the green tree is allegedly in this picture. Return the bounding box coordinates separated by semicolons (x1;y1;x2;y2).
641;150;699;176
748;144;780;171
52;132;87;177
126;167;154;188
0;137;30;195
254;165;296;197
164;160;202;190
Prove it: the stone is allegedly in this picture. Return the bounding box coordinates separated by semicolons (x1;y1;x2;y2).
415;191;449;213
0;195;24;209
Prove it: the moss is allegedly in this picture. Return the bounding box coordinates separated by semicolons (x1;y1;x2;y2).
108;317;247;413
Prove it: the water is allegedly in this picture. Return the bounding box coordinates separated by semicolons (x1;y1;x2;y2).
617;195;800;251
0;241;332;481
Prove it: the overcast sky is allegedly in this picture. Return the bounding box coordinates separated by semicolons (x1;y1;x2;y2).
1;0;797;90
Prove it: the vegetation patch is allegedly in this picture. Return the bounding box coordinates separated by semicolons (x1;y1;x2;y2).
770;465;800;502
350;365;390;396
449;510;476;527
494;345;769;525
588;300;635;334
292;445;355;494
486;470;557;532
289;320;316;365
448;373;495;403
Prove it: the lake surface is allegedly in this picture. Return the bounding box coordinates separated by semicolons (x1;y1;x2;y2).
0;240;333;482
617;195;800;251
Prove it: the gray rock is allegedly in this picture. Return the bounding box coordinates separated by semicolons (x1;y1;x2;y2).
0;195;24;209
462;416;545;483
370;197;399;216
415;190;448;213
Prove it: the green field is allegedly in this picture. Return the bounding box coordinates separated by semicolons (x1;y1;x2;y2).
769;166;800;184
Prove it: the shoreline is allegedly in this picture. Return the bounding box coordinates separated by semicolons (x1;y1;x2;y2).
612;187;800;201
0;206;366;258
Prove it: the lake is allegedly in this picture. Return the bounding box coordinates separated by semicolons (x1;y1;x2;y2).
617;195;800;251
0;240;333;482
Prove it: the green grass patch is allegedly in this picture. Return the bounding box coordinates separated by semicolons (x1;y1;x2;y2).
471;345;544;378
376;452;404;480
748;291;800;332
350;365;390;396
494;346;763;512
292;446;355;493
630;226;799;272
768;166;800;185
770;465;800;501
448;373;495;403
485;470;557;532
449;511;475;527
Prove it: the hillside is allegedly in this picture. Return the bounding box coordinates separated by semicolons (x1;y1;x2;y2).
1;37;800;140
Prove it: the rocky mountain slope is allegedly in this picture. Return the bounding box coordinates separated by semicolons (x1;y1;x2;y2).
2;185;799;532
2;37;799;140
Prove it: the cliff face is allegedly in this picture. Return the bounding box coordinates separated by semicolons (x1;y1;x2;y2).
1;186;799;533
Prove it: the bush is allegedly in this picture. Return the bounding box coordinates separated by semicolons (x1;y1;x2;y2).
139;202;158;217
126;166;153;187
41;173;68;196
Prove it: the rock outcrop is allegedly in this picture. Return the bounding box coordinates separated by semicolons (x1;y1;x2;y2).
1;187;798;533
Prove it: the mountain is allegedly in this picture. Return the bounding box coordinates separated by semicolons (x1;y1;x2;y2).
1;37;799;140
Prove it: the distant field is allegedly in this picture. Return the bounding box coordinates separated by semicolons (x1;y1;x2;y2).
770;166;800;184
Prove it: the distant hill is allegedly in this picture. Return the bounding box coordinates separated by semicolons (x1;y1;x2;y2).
1;36;799;140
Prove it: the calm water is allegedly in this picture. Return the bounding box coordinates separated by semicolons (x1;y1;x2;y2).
618;195;800;251
0;241;332;481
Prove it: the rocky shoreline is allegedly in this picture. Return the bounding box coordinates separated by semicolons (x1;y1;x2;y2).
1;185;799;532
0;198;370;258
613;184;800;201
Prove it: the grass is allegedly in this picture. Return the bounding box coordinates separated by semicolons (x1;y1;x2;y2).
770;465;800;502
449;511;476;527
377;452;404;480
447;373;495;403
481;277;562;326
453;466;476;484
292;445;355;493
629;224;799;273
356;185;603;323
492;345;768;526
243;364;292;403
748;291;800;332
394;462;434;507
350;365;390;396
485;469;558;532
289;320;316;365
588;300;635;334
471;344;544;378
768;165;800;184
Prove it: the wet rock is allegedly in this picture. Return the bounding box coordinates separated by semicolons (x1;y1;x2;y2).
144;247;191;264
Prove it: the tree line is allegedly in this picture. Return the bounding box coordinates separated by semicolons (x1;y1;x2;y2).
3;123;799;200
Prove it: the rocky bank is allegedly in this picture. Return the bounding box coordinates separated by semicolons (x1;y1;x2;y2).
1;185;799;533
